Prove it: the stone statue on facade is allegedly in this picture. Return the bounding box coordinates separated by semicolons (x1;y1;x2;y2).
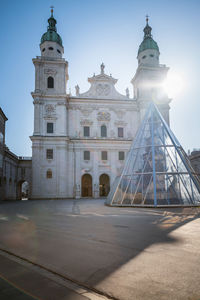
100;63;105;74
75;84;80;96
126;88;130;98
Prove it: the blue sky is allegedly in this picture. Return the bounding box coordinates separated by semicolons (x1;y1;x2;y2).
1;0;200;156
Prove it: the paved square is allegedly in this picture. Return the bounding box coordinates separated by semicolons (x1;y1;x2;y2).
0;199;200;300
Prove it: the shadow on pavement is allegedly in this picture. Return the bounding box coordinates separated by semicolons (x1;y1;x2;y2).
0;200;200;299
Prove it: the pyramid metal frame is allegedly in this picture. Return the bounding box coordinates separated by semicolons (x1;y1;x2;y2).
107;102;200;207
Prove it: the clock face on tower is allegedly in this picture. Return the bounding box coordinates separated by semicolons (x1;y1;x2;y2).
96;84;111;96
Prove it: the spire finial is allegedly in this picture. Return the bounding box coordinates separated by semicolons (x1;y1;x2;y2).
50;5;54;17
146;14;149;24
143;15;152;39
48;6;57;32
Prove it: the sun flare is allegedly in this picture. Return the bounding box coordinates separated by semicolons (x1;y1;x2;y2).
162;70;185;98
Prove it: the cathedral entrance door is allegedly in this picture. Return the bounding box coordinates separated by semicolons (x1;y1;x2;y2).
99;174;110;197
81;174;92;197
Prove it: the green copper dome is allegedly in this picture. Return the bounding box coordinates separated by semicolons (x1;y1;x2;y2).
138;18;159;55
40;9;63;47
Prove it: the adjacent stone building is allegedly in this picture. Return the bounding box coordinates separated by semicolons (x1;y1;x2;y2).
30;11;170;199
0;108;32;201
0;108;7;200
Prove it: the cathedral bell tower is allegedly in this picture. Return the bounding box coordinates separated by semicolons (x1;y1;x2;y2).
30;9;69;199
131;16;171;124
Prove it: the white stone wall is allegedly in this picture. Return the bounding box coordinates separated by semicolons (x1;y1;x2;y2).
68;99;139;140
31;38;171;199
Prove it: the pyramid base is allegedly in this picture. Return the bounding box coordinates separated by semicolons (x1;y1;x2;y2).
105;202;200;208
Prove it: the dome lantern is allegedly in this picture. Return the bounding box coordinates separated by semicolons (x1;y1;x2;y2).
40;7;63;47
138;16;159;57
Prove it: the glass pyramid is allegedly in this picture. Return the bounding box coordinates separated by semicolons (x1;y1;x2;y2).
107;102;200;207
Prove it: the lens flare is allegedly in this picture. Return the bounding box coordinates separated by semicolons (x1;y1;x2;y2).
162;70;185;98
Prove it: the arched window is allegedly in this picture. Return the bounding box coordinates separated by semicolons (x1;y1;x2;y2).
46;169;52;179
47;76;54;88
101;125;107;137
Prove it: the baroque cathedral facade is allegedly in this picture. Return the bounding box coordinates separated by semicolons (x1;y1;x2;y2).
30;10;171;199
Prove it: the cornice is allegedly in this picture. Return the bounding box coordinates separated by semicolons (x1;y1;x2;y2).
30;135;132;144
31;92;67;100
30;135;69;142
69;96;135;105
131;64;169;83
32;57;68;66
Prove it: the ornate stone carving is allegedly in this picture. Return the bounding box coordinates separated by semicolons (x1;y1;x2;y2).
57;101;66;106
44;68;57;75
96;84;111;96
45;104;56;115
80;108;93;117
97;111;111;121
114;120;127;126
80;119;93;126
33;100;43;105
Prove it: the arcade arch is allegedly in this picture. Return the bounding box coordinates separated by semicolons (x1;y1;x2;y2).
17;180;29;200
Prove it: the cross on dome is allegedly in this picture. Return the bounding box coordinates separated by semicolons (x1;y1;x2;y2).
50;5;54;17
146;14;149;24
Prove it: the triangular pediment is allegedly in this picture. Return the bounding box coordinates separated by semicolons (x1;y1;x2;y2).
88;73;118;84
76;64;128;100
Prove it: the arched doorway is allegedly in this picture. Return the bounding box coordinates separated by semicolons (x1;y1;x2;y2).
17;180;29;200
81;174;92;197
99;174;110;197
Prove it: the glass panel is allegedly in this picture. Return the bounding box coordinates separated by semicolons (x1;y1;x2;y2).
108;102;200;207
